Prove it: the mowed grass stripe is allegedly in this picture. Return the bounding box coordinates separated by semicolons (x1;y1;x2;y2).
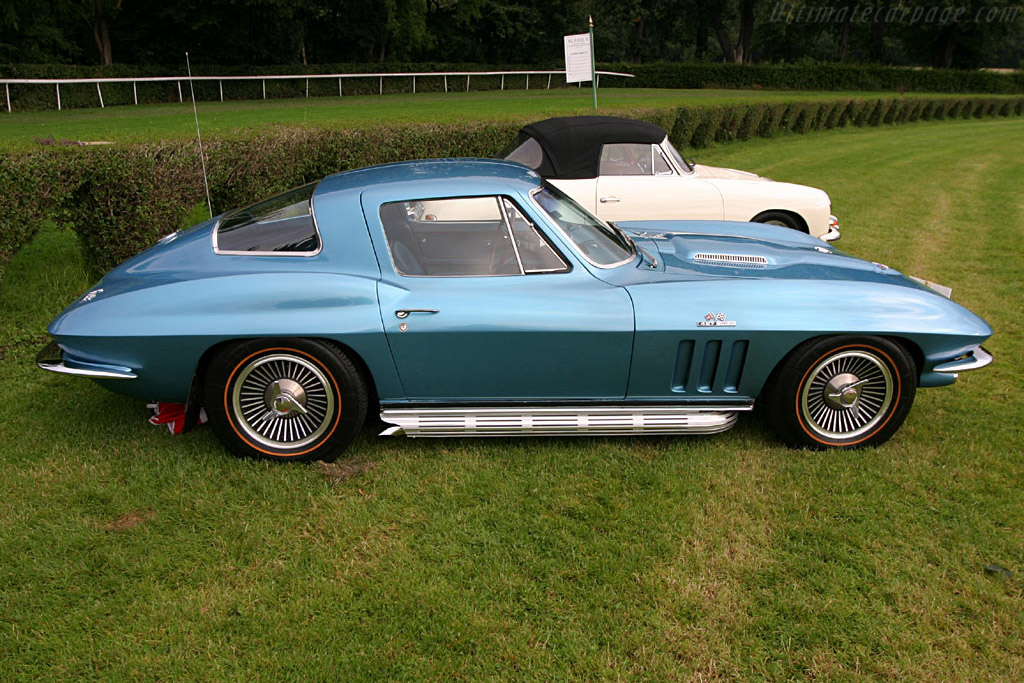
0;87;970;149
1;119;1021;679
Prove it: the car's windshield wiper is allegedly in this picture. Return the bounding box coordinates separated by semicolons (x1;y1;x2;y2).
635;243;659;269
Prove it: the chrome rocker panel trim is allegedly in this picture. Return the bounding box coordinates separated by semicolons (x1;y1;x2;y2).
933;346;993;374
379;404;753;438
36;341;137;380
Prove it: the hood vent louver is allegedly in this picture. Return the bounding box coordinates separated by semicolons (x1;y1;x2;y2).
692;253;768;268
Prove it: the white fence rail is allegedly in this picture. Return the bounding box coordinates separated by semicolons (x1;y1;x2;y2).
1;69;634;113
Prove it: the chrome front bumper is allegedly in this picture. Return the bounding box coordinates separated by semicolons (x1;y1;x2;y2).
36;341;136;380
822;214;841;242
934;346;993;374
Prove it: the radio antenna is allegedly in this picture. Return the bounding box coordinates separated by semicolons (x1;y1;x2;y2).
186;51;213;219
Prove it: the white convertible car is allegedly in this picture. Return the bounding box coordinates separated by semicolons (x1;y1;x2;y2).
500;116;841;242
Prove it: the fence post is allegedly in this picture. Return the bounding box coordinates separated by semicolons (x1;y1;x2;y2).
547;74;552;89
466;74;470;92
444;74;447;93
219;80;223;101
379;76;383;95
412;75;416;94
177;80;182;102
96;82;104;107
305;78;309;97
526;74;529;90
338;77;342;97
262;79;266;99
501;74;504;90
56;83;61;111
133;81;138;105
6;83;11;113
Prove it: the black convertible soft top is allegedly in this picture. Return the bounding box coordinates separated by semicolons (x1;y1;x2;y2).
511;116;667;180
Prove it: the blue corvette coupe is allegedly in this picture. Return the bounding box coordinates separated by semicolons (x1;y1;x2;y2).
38;159;992;461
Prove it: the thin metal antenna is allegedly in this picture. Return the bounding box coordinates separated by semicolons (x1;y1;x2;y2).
186;52;213;219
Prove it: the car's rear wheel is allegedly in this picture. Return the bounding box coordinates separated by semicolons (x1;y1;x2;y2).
752;211;803;232
765;336;916;449
204;338;367;462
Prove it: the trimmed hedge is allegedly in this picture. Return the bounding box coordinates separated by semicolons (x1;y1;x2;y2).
2;61;1021;111
619;62;1024;95
1;95;1021;276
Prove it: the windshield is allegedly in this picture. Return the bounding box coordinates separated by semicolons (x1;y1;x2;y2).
663;137;694;173
533;183;635;267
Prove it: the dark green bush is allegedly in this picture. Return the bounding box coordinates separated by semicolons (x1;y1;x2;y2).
1;95;1021;275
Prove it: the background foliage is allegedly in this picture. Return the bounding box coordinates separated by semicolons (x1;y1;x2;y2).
2;1;1021;69
1;94;1020;278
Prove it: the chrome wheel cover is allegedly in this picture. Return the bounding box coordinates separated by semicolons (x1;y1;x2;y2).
231;354;336;450
800;350;894;440
764;219;790;227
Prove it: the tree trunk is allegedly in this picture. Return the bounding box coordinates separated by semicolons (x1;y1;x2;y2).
92;0;112;65
870;2;886;62
931;27;956;68
695;19;707;60
631;16;644;64
737;0;755;64
709;6;736;62
838;14;851;62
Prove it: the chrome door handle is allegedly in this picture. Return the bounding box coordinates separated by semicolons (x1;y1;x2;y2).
395;309;439;319
599;196;621;203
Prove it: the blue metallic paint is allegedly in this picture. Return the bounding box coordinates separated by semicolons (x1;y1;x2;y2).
45;159;991;412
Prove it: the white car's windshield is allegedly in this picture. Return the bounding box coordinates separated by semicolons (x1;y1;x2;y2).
663;138;694;173
533;183;635;267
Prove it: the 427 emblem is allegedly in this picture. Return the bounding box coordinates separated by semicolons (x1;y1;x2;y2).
697;312;737;327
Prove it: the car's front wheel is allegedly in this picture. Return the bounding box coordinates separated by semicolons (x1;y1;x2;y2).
204;338;367;462
752;210;803;232
765;336;916;449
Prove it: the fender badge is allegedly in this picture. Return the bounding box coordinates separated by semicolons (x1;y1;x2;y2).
80;288;103;303
697;312;737;327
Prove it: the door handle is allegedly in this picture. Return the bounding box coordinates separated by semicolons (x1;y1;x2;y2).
599;196;621;203
395;309;439;319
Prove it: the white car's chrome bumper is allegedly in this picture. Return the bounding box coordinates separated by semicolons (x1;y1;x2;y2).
822;214;841;242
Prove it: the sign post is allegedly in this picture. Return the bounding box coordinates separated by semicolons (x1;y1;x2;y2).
589;16;597;110
563;21;597;109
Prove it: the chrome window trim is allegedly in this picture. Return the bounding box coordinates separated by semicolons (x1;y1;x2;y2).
529;187;636;270
212;189;324;257
380;195;571;279
653;144;676;176
496;197;526;275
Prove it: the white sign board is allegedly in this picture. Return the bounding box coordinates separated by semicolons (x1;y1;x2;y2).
563;33;593;83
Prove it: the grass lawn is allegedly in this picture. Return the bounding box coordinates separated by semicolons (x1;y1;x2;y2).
0;87;959;149
1;118;1022;679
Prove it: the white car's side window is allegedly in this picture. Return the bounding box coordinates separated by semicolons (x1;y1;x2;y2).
600;143;652;176
600;143;675;177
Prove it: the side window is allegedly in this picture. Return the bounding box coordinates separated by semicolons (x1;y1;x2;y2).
653;146;674;175
499;199;570;274
600;143;654;176
215;183;320;254
379;196;568;277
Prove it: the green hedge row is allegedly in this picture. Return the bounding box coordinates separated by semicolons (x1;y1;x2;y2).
620;62;1024;95
1;95;1021;277
3;61;1021;111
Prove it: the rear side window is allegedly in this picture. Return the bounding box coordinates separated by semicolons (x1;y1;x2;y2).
215;183;321;255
